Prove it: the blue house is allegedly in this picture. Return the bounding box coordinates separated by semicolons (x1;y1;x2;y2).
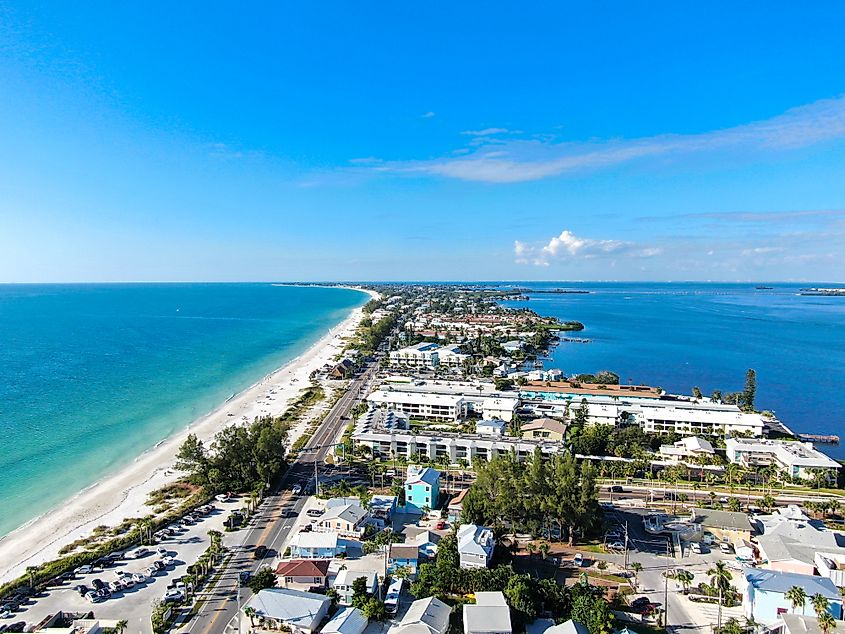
405;466;440;513
743;568;843;624
289;532;345;559
388;543;421;577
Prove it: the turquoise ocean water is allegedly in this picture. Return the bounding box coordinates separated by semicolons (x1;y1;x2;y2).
0;284;366;537
500;282;845;460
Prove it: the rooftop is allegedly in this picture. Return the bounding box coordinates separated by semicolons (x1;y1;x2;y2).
274;559;330;577
745;568;841;599
243;588;330;630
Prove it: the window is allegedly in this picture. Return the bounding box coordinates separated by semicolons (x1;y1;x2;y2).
314;577;322;584
285;577;293;583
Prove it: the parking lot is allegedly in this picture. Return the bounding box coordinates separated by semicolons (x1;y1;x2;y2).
1;499;240;634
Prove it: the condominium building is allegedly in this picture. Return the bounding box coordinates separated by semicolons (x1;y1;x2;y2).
726;438;841;480
367;390;468;422
389;342;441;368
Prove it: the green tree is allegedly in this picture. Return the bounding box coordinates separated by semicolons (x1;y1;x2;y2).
351;575;371;609
247;566;277;594
362;597;387;620
722;617;743;634
785;586;808;614
243;607;257;628
675;569;694;594
743;369;757;411
708;561;733;598
692;387;703;399
812;593;831;618
629;562;643;586
818;611;837;634
504;574;538;620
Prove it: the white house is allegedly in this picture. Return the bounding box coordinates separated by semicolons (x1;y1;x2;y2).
394;596;452;634
322;607;368;634
458;524;495;569
481;397;519;421
332;569;379;605
463;591;512;634
240;588;331;634
435;344;470;367
316;503;370;537
475;419;507;436
659;436;716;461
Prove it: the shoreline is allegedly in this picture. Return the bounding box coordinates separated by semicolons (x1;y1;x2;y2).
0;286;378;585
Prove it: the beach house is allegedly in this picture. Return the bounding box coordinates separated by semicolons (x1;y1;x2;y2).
288;532;344;559
458;523;495;569
743;569;843;624
240;588;331;634
274;559;330;591
463;591;512;634
394;597;452;634
332;569;379;605
315;503;370;537
405;465;440;512
322;607;368;634
388;543;421;577
521;418;567;441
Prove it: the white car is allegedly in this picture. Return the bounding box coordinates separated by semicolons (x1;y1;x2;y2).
690;542;702;554
163;588;184;603
215;493;230;502
574;553;584;566
75;565;94;575
161;556;176;567
157;547;169;557
131;572;147;584
291;484;302;495
0;609;13;619
145;565;159;577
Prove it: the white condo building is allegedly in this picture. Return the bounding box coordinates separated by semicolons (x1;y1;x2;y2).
726;438;841;480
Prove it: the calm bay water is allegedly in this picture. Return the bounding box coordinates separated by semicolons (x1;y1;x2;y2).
502;282;845;460
0;284;365;537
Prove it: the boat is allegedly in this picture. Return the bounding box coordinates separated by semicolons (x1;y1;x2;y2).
755;286;773;290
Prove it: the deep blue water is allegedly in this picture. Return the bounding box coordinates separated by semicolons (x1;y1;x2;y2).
0;284;365;537
500;282;845;459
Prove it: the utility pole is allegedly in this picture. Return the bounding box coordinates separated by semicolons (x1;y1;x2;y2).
663;540;670;629
623;521;630;571
717;584;723;633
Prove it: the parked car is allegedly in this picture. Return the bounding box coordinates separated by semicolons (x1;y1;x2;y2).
84;591;105;604
215;493;230;502
291;484;302;495
690;542;703;554
74;585;90;597
607;541;624;551
239;571;252;586
253;545;268;559
75;565;94;575
91;578;106;590
0;609;13;620
162;589;184;604
434;521;447;530
608;485;624;493
720;542;735;554
131;572;147;584
126;547;150;559
306;509;323;517
157;547;169;557
161;556;176;567
631;597;651;610
573;553;584;566
300;524;312;532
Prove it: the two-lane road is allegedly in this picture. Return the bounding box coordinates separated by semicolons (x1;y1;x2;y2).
181;360;380;634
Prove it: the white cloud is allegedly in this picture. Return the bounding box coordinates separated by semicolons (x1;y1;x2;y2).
515;229;640;266
368;94;845;183
461;127;512;136
421;111;436;119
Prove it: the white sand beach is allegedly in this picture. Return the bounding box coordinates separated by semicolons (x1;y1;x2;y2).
0;287;378;585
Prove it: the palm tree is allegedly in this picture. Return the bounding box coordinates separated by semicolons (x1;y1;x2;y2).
812;593;831;618
721;618;743;634
785;586;807;615
630;561;643;586
25;565;38;589
707;561;733;598
818;611;837;634
525;542;537;559
761;493;776;513
675;569;694;594
244;606;257;627
538;542;550;560
115;620;128;634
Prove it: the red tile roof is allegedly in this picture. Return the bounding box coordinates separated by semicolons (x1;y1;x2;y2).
274;559;330;577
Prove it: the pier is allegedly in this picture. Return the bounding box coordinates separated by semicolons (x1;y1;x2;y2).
799;433;840;444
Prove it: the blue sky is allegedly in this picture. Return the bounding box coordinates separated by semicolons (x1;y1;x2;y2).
2;2;845;282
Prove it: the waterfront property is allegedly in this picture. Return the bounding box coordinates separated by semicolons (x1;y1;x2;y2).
658;436;715;461
458;523;495;569
725;437;841;481
274;559;330;591
743;569;843;624
754;506;845;575
463;591;512;634
389;342;441;369
405;465;441;512
240;588;331;634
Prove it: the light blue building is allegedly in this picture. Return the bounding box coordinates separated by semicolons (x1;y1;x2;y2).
743;568;843;624
388;543;421;577
288;532;345;559
405;465;440;512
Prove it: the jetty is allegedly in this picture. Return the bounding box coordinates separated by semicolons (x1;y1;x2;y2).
799;433;840;444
